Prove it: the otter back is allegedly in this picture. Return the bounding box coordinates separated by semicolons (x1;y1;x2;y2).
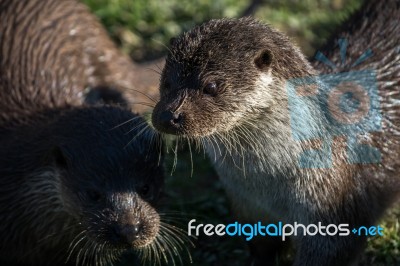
0;0;156;116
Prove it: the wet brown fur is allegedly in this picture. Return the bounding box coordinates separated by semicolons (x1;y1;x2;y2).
0;1;176;265
152;0;400;265
0;0;158;117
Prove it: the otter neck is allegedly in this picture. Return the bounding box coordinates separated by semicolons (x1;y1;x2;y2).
206;75;330;178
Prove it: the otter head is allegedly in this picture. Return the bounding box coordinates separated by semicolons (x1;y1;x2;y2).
49;107;163;257
152;17;314;137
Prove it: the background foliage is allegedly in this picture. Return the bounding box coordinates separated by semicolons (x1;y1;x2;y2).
83;0;361;60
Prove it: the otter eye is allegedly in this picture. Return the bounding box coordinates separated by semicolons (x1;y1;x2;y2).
139;185;150;197
203;82;218;96
87;190;102;202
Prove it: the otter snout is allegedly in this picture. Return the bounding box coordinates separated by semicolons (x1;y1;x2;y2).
159;110;183;129
152;104;185;134
112;223;141;244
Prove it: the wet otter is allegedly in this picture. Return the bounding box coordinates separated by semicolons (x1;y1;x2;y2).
0;0;184;265
0;0;158;114
152;0;400;265
0;104;170;266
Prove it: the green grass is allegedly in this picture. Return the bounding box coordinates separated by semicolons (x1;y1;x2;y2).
83;0;360;60
83;0;248;61
254;0;361;56
364;209;400;265
81;0;400;265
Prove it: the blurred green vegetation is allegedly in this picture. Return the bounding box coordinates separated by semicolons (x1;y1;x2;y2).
83;0;247;61
83;0;361;60
82;0;400;265
254;0;361;56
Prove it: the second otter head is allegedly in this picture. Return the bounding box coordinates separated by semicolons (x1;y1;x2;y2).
152;17;314;137
47;107;164;259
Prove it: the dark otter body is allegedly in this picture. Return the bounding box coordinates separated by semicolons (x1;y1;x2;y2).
0;1;177;265
152;0;400;265
0;0;157;114
0;106;164;266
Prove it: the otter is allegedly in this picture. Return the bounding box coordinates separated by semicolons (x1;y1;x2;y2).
152;0;400;265
0;0;185;265
0;0;158;114
0;105;168;266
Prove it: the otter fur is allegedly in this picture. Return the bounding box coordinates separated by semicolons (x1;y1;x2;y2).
152;0;400;265
0;106;165;266
0;0;158;114
0;0;185;265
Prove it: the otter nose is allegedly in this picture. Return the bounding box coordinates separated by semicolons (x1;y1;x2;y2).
113;224;142;244
159;110;182;128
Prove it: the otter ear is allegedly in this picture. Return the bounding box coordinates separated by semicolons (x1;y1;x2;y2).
254;49;273;70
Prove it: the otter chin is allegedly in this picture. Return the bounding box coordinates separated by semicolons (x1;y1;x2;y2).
152;10;400;266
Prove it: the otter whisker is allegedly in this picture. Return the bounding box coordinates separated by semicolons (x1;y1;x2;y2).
159;225;186;247
170;136;179;175
215;132;234;156
127;87;158;103
93;243;100;266
128;101;156;108
211;134;223;157
103;243;114;266
157;234;176;266
229;130;247;177
220;130;247;174
186;136;194;177
109;115;144;130
158;133;164;165
155;62;163;73
152;38;178;62
89;240;99;266
142;242;152;265
159;223;188;235
199;138;207;156
66;230;87;264
159;220;194;263
152;237;164;265
236;125;257;149
204;135;217;162
146;67;162;76
141;239;159;266
124;123;151;148
75;236;90;266
81;240;92;266
123;120;148;135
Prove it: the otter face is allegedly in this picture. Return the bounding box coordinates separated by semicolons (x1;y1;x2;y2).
58;148;162;250
52;107;164;254
152;18;313;137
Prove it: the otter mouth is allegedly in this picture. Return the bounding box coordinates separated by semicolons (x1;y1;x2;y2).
76;223;158;261
77;211;160;252
65;229;155;266
71;215;192;265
